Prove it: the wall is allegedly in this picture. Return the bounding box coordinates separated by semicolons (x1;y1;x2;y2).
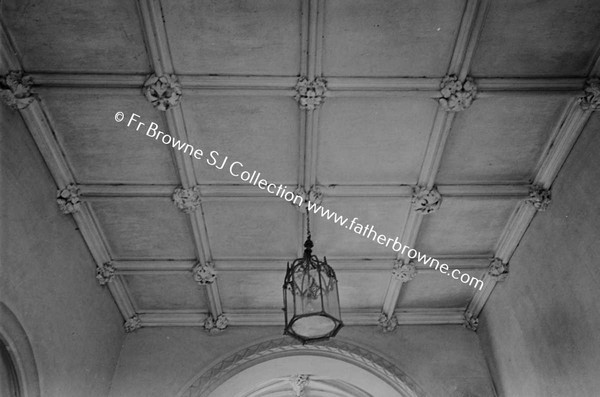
0;104;125;396
109;324;495;397
479;113;600;396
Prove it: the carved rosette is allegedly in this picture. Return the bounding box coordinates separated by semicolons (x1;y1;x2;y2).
438;75;477;112
578;78;600;111
294;77;327;110
378;313;398;333
488;258;509;282
292;185;323;213
289;374;309;397
143;73;182;111
124;315;142;333
411;186;442;214
96;261;116;286
204;314;228;334
526;185;551;211
0;71;35;110
172;186;202;213
56;183;81;214
463;311;478;332
192;262;217;285
392;259;417;282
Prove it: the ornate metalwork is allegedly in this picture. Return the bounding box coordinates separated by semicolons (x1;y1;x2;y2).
411;186;442;214
56;183;81;214
204;314;228;334
578;77;600;111
172;185;202;213
488;258;509;282
378;313;398;333
143;73;182;111
96;261;116;286
124;315;142;333
438;75;477;112
294;77;327;110
526;185;551;211
391;259;417;282
192;262;216;285
0;71;35;110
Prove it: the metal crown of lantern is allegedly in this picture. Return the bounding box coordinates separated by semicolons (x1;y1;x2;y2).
283;211;343;343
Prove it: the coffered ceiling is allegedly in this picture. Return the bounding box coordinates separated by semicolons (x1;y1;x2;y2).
2;0;599;333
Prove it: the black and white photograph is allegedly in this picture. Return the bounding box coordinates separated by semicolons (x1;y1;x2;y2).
1;1;599;396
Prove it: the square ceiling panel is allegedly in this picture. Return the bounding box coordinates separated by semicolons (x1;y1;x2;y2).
203;199;300;259
317;97;436;185
470;0;600;77
89;198;196;260
184;94;300;185
416;197;521;256
436;94;569;184
336;270;390;309
219;270;283;310
41;88;179;184
124;274;207;311
312;197;410;258
162;0;302;75
2;0;150;73
322;0;466;76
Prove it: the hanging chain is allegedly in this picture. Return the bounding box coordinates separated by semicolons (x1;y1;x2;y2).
306;208;311;240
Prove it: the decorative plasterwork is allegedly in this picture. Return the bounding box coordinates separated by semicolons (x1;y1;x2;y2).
487;258;509;282
411;186;442;214
289;374;309;397
56;183;81;214
172;186;202;213
578;78;600;111
124;315;142;333
292;185;323;212
377;313;398;333
438;75;477;112
0;71;35;110
294;77;327;110
192;262;216;285
463;311;478;332
203;314;228;334
391;259;417;282
96;261;116;286
526;185;551;211
143;73;182;111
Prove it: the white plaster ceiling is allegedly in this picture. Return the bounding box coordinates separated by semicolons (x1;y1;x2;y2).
2;0;599;330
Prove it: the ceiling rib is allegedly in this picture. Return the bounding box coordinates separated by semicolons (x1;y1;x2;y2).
380;0;492;325
137;0;223;322
0;21;137;324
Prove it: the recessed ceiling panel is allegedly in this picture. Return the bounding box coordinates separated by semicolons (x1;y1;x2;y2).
399;269;483;308
89;198;196;260
2;0;149;73
317;97;436;185
163;0;302;75
436;95;568;184
124;274;206;311
41;88;178;184
184;95;300;185
322;0;466;76
471;0;600;77
336;270;389;309
312;197;410;258
203;199;300;259
416;197;520;256
219;270;283;310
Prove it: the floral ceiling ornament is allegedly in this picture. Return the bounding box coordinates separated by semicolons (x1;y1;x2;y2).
294;77;327;110
124;315;142;333
289;374;310;397
192;262;217;285
292;185;323;213
438;74;477;112
172;185;202;213
143;73;182;111
578;77;600;111
526;185;551;211
391;259;417;282
96;261;116;286
56;183;81;214
488;258;509;282
204;313;228;334
411;186;442;214
0;71;35;110
463;311;478;332
378;313;399;333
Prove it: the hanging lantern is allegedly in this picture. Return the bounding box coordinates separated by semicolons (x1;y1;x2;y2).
283;213;343;343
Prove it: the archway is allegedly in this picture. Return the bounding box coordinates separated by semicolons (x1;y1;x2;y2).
178;338;427;397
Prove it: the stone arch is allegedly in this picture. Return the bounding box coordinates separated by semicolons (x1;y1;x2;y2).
177;337;427;397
